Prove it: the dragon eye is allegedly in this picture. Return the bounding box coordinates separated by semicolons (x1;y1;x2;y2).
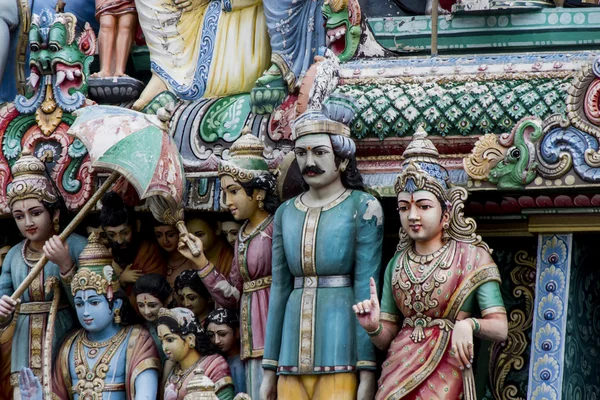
49;43;60;52
30;43;40;52
508;148;521;160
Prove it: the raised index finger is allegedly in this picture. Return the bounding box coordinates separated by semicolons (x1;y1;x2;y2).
369;277;378;305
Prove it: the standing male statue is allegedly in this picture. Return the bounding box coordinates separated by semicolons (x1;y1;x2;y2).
261;56;384;399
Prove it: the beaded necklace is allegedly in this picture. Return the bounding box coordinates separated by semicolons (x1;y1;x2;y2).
74;327;129;399
166;357;202;395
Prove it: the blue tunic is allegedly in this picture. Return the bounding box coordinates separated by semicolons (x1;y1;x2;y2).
0;234;87;377
263;190;384;374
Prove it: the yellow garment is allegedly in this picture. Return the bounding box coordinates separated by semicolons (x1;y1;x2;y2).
143;0;270;98
277;373;358;400
0;321;14;399
204;1;270;97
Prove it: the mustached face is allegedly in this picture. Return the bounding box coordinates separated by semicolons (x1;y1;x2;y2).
294;134;344;190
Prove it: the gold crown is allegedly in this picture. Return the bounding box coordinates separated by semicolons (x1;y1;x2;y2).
6;151;58;207
71;233;119;297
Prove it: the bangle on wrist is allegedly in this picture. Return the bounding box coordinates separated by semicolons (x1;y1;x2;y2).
367;322;383;337
470;317;480;334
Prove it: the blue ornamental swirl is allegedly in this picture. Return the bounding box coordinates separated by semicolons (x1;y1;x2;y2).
52;76;86;112
539;127;600;181
14;84;45;114
150;0;222;100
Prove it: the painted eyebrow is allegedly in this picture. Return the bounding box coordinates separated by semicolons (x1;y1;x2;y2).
226;184;241;189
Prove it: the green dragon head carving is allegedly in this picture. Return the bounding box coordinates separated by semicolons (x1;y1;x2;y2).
488;117;543;190
16;8;96;116
322;0;362;63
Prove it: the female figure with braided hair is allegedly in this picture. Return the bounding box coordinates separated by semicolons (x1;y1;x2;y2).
158;307;234;400
178;128;279;400
353;128;508;400
0;152;87;399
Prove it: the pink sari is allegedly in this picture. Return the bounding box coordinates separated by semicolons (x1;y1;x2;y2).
377;240;501;400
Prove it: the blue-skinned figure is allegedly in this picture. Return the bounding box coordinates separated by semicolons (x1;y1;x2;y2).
19;233;160;400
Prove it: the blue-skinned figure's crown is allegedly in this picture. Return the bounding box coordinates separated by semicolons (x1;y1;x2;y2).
395;125;452;203
71;232;120;300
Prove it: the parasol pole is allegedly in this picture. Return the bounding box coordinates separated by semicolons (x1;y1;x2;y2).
11;171;120;301
431;0;439;56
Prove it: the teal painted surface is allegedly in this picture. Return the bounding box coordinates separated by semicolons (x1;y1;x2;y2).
562;234;600;399
370;9;600;54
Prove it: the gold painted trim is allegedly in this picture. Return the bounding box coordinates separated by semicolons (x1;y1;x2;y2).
357;361;377;368
197;262;215;278
380;312;401;323
528;215;600;233
215;376;234;392
298;287;317;374
263;359;278;367
242;276;272;292
443;264;501;320
481;306;507;317
386;330;451;400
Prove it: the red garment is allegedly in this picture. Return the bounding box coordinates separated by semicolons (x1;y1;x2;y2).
439;0;456;10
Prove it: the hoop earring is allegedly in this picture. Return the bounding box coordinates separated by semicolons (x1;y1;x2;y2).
114;308;121;324
256;195;265;211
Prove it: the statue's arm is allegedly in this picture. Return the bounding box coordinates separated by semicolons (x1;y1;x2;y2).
353;197;385;368
197;257;242;309
134;368;159;400
262;206;293;370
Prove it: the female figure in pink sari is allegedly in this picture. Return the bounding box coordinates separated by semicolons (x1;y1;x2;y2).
353;127;508;400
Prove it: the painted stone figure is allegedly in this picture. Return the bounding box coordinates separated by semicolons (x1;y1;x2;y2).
252;0;326;114
174;269;214;324
99;191;166;296
92;0;136;78
221;219;242;248
0;152;87;399
187;217;234;277
206;308;246;395
132;0;271;110
158;307;235;400
133;273;175;363
177;129;280;400
153;221;196;289
18;232;160;399
261;74;384;399
353;128;509;400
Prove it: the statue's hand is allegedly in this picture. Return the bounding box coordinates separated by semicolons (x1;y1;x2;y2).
119;264;142;285
177;233;208;268
164;383;178;400
0;295;19;318
259;369;277;400
450;319;474;371
352;277;380;332
357;370;376;400
43;236;72;274
19;368;42;400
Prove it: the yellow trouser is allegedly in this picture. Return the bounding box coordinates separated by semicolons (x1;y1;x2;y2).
278;373;358;400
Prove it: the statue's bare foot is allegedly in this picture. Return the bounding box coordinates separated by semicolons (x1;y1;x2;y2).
90;71;109;79
133;74;168;111
250;64;289;115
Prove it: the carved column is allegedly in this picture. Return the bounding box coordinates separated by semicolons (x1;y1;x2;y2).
527;234;572;400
